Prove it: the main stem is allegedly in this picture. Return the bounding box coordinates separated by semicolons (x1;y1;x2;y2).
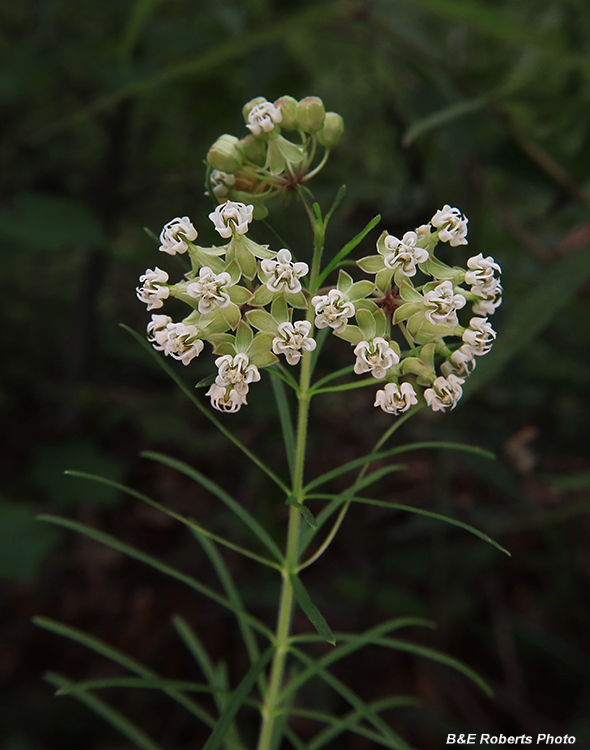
256;350;312;750
256;203;322;750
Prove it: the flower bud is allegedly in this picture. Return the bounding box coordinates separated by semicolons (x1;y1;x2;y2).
207;134;244;174
295;96;326;133
274;96;298;129
242;97;267;122
317;112;344;148
240;135;266;166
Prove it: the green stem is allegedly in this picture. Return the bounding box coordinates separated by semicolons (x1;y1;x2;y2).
256;201;322;750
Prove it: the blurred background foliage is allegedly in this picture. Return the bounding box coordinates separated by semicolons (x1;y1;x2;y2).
2;0;590;747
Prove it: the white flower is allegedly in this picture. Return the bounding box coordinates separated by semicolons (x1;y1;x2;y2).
206;383;247;413
209;201;254;238
148;319;203;365
441;346;476;380
260;248;309;294
210;170;236;200
472;295;502;316
424;374;464;412
214;353;261;396
272;321;316;365
465;253;501;288
431;205;468;246
186;267;232;314
159;217;197;255
470;276;502;316
136;267;170;310
246;100;282;136
311;289;355;334
374;382;418;415
382;232;429;276
462;317;496;356
353;337;400;379
423;280;466;327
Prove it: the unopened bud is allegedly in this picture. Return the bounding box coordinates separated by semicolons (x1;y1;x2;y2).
274;96;298;129
207;134;244;174
242;97;267;122
240;135;266;166
317;112;344;148
296;96;326;133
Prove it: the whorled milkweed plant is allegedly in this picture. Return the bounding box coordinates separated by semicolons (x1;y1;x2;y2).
36;95;509;750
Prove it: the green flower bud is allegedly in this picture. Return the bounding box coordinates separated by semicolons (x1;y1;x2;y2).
295;96;326;133
316;112;344;148
207;134;244;174
273;96;298;129
242;96;267;123
240;135;266;166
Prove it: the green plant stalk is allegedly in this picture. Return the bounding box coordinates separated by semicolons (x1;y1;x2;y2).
256;202;322;750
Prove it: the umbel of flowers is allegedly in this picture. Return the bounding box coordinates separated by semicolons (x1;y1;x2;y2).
206;95;344;219
137;99;501;416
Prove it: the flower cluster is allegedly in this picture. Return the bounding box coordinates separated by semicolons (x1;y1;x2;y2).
136;198;315;412
137;98;501;419
206;95;344;219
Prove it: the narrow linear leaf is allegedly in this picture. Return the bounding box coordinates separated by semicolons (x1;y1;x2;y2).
270;375;296;481
141;451;284;564
311;365;354;391
289;575;335;645
66;470;281;570
288;648;412;750
307;495;510;556
312;377;380;395
202;646;274;750
316;214;381;286
404;94;491;145
267;364;300;392
121;324;290;495
352;465;408;493
375;637;493;697
45;672;165;750
324;185;346;227
285;499;318;530
297;501;349;571
56;678;223;695
36;515;274;640
309;327;331;376
304;441;495;493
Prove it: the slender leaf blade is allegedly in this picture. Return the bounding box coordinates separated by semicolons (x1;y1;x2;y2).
317;215;381;286
289;575;335;645
270;375;296;481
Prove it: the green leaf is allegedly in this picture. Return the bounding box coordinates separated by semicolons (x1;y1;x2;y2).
202;647;274;750
140;451;284;564
311;378;379;395
285;499;318;531
56;677;222;695
35;617;217;727
308;494;510;556
351;465;408;493
44;672;165;750
270;376;296;481
323;185;346;227
120;324;290;495
317;215;381;286
289;574;335;645
65;470;281;570
303;441;495;493
356;255;385;274
195;374;216;389
355;309;376;340
36;517;274;640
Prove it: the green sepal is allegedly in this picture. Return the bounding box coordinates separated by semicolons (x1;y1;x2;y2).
375;268;393;293
400;356;433;384
337;269;353;294
355;308;376;340
420;256;464;281
223;258;242;285
356;255;385;274
228;285;253;305
235;320;254;352
374;308;388;337
376;230;390;256
347;279;375;301
406;312;426;339
270;295;289;323
392;302;422;324
247;333;278;367
354;298;379;313
252;284;273;307
198;312;232;336
234;238;257;280
284;290;308;309
187;245;227;276
399;281;422;302
220;302;241;330
265;134;306;175
245;309;279;335
211;338;236;356
334;324;364;345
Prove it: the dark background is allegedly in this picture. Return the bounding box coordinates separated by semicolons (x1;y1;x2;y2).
2;0;590;748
